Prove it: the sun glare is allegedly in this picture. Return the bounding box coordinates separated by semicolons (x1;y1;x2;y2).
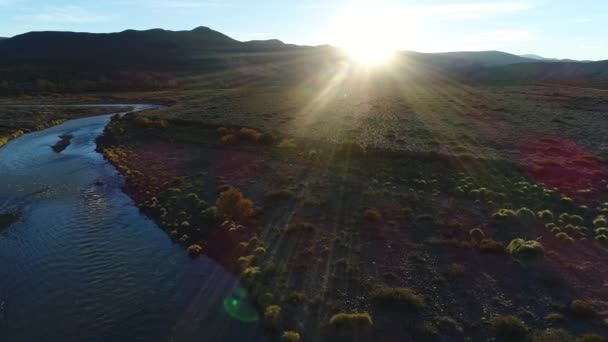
345;47;395;65
329;4;408;66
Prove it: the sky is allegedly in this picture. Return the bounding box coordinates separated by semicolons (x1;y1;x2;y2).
0;0;606;60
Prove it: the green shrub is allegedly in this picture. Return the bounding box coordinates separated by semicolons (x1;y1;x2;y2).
328;312;373;330
264;305;281;330
187;244;203;256
516;207;537;220
506;239;544;262
489;315;529;340
555;232;574;241
596;234;608;243
280;331;301;342
370;287;424;311
593;216;607;227
570;299;596;319
537;210;554;221
492;209;516;220
254;246;267;255
594;227;608;235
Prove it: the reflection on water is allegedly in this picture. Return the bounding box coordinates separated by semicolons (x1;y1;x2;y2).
0;107;266;342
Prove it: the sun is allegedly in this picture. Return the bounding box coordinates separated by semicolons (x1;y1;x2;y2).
345;46;395;65
329;4;407;66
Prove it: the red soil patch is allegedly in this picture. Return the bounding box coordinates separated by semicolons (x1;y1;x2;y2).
519;136;608;201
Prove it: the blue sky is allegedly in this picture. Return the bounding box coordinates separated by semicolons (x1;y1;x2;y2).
0;0;606;60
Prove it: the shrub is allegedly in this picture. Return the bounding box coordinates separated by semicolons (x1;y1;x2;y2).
254;246;267;255
201;206;218;223
216;126;230;135
216;187;254;222
492;209;516;220
506;239;544;262
280;331;301;342
264;305;281;330
537;210;554;221
596;234;608;243
478;239;506;254
516;207;537;220
532;328;576;342
287;291;306;305
134;115;152;126
221;134;239;145
581;334;607;342
187;244;203;256
594;227;608;235
593;216;607;227
469;227;485;240
328;313;373;330
370;287;424;311
570;300;596;319
436;316;463;333
278;138;296;149
238;128;262;142
543;312;564;322
555;232;574;242
364;208;383;222
489;315;529;340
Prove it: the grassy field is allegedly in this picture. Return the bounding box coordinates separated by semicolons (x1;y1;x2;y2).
95;77;608;341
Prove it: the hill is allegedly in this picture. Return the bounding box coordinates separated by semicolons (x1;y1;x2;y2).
404;50;536;70
474;60;608;80
0;26;296;67
0;26;607;94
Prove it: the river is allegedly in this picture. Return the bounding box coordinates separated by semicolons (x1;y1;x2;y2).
0;105;266;341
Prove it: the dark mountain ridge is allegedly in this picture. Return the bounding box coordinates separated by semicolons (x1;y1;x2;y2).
0;26;607;94
0;26;296;67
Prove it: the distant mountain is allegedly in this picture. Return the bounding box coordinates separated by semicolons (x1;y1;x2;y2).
0;26;295;67
473;60;608;80
0;26;607;92
519;54;590;63
403;50;537;70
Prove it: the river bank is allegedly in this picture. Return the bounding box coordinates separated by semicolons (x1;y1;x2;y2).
0;105;133;148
